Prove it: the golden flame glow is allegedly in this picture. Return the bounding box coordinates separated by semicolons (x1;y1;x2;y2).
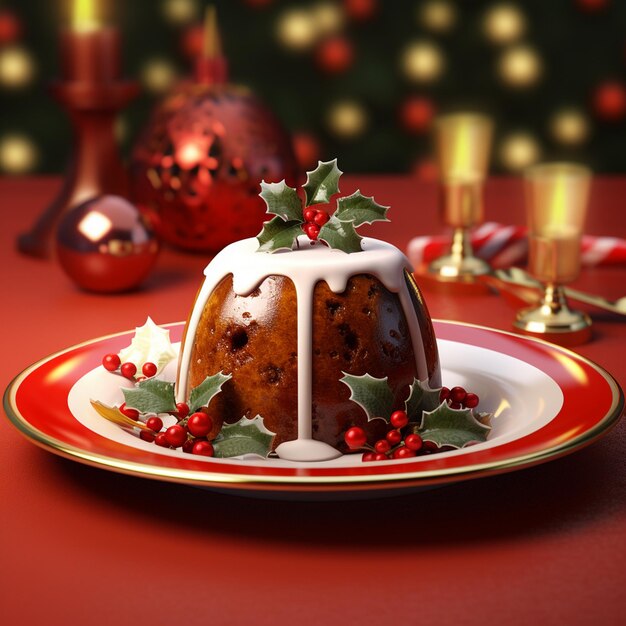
434;113;493;183
78;210;113;241
73;0;100;32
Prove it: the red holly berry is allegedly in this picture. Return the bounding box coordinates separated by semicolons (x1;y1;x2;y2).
188;412;213;438
449;402;462;410
386;429;402;445
439;386;450;402
464;393;479;408
313;210;330;226
142;362;157;378
374;439;391;454
362;451;376;462
120;362;137;379
303;208;317;223
155;432;169;447
390;410;408;429
304;223;321;240
192;440;214;456
165;424;187;448
139;430;155;443
404;433;423;451
102;353;120;372
374;453;389;461
119;403;139;420
176;402;190;418
146;416;163;432
344;426;367;449
449;386;467;404
392;446;416;459
422;440;439;453
182;438;196;453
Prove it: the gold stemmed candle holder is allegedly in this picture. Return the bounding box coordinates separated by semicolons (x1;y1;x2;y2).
429;112;494;281
514;162;593;345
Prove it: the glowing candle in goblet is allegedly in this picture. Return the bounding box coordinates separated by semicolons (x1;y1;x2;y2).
429;112;494;281
514;162;593;344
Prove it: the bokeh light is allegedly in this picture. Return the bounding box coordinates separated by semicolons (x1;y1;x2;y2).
550;109;590;145
0;134;39;174
141;58;178;94
484;3;526;45
327;100;368;138
276;8;318;51
419;0;456;33
402;41;445;83
498;44;542;88
162;0;199;25
0;46;35;89
499;132;541;171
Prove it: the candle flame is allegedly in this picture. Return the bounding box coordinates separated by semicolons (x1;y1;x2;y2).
73;0;100;32
203;5;222;59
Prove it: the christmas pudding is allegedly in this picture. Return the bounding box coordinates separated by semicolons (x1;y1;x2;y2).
175;160;441;461
94;161;491;463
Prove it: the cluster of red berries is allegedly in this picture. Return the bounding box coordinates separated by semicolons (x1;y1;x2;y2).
119;399;216;457
102;353;215;457
344;410;426;462
102;353;157;382
439;386;479;410
302;208;329;240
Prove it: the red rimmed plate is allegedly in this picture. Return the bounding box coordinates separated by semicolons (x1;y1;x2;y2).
3;321;624;499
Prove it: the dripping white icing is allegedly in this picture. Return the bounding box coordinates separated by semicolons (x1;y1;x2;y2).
176;236;433;461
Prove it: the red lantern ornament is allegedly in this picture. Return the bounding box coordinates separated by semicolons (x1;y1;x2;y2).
575;0;609;13
400;96;436;134
315;36;354;74
131;8;297;252
56;195;159;293
344;0;378;21
592;81;626;122
0;9;21;45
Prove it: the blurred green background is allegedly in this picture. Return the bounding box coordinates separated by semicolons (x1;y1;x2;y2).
1;0;626;175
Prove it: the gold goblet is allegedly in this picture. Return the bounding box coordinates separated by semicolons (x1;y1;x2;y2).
514;162;592;344
429;112;494;281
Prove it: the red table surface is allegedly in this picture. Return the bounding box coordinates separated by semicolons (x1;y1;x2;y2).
1;176;625;626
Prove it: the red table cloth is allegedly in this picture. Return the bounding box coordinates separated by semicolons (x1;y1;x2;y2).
1;176;624;626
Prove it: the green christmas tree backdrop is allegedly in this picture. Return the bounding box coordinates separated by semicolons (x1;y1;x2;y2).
1;0;626;175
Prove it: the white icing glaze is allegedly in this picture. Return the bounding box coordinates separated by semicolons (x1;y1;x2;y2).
177;235;433;461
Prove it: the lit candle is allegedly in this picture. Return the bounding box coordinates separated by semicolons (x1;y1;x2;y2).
60;0;121;84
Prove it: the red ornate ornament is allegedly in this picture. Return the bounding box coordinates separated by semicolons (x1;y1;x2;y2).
131;10;297;252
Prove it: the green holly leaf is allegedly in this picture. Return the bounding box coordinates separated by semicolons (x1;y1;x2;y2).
303;159;342;206
418;402;491;449
122;379;177;414
340;373;394;421
335;190;390;227
405;378;442;419
188;372;232;413
319;216;363;253
259;180;303;222
212;415;276;458
257;216;303;253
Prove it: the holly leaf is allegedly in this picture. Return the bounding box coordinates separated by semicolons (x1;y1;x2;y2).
90;400;150;431
212;415;275;458
319;216;363;253
303;159;342;206
122;378;177;414
188;372;232;413
256;216;303;253
259;180;303;222
335;190;390;227
405;378;442;419
418;402;491;449
340;373;394;421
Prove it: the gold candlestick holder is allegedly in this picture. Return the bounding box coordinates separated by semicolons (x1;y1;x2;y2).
428;112;493;282
514;162;592;345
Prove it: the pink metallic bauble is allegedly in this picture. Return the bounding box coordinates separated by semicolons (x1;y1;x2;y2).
56;195;159;293
130;83;298;252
